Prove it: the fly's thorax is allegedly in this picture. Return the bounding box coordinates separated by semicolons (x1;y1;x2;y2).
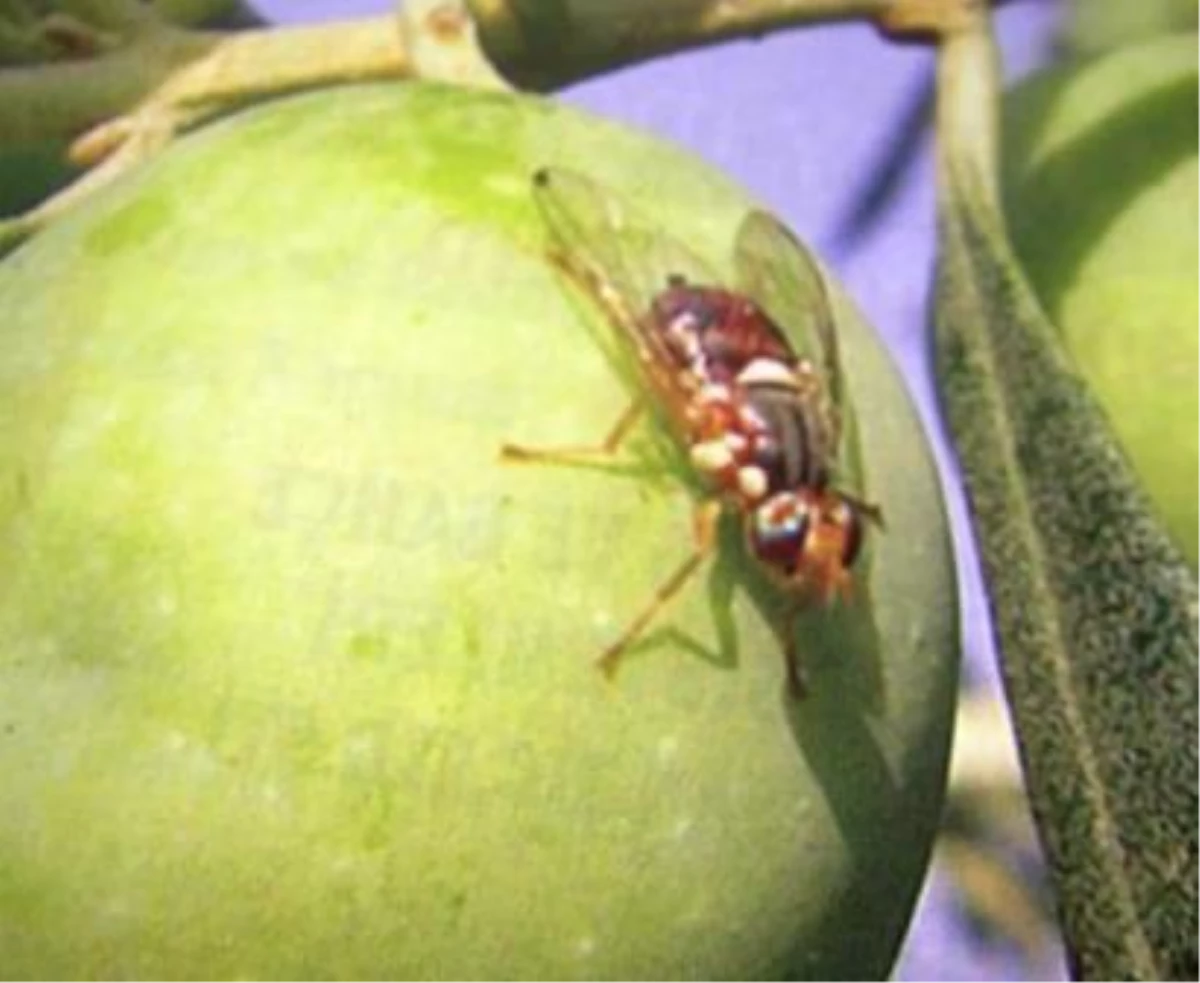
703;293;795;373
652;282;722;377
650;280;799;387
686;382;778;506
687;383;737;439
688;435;771;507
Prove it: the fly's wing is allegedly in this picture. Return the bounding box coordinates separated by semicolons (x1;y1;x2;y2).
532;167;721;431
734;210;845;457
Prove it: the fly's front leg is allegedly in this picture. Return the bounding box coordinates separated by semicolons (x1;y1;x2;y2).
596;498;722;681
501;245;653;465
499;400;644;465
840;490;885;531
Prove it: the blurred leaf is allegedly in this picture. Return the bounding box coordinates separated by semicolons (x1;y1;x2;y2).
1062;0;1198;55
148;0;263;27
931;21;1198;981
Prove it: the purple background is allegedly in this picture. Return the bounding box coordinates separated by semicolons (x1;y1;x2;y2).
251;1;1069;977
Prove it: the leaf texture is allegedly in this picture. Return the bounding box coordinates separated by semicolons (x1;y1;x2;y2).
931;22;1199;981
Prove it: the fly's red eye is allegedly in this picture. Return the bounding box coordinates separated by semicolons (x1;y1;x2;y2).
750;496;811;574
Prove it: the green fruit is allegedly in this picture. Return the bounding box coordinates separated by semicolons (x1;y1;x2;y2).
0;83;957;978
1003;34;1199;566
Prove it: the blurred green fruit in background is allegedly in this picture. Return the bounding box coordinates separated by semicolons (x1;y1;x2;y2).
1003;33;1198;566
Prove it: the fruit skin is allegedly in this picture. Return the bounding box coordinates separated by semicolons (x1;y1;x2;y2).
0;83;956;978
1003;34;1198;566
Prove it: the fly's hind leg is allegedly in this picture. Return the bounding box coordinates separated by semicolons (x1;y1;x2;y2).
596;499;722;681
499;400;644;465
782;603;808;700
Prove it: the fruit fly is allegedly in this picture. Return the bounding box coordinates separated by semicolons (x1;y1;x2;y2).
502;167;882;697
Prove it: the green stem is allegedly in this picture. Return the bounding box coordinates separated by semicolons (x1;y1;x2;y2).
467;0;950;89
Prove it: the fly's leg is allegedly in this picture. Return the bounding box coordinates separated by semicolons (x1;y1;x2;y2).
782;603;808;700
841;490;885;530
499;401;644;464
500;249;653;465
501;244;688;466
595;551;705;680
596;499;721;680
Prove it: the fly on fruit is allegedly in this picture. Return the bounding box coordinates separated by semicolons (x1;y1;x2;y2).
502;167;882;697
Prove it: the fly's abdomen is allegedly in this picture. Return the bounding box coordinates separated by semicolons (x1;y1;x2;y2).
742;381;832;493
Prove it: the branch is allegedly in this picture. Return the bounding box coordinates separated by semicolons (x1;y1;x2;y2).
68;17;413;166
466;0;977;90
0;0;507;254
0;0;973;255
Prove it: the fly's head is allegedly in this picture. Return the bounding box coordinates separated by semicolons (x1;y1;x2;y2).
746;490;870;602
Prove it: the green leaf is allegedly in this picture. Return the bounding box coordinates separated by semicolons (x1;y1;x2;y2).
931;22;1198;981
1063;0;1198;56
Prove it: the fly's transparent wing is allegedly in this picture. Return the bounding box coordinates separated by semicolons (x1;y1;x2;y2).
532;167;721;356
532;167;726;444
734;210;845;450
